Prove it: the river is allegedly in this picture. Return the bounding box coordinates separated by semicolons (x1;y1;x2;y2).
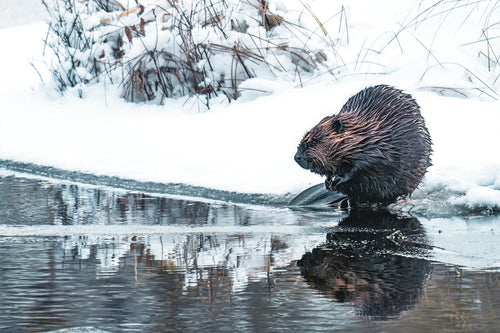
0;169;499;332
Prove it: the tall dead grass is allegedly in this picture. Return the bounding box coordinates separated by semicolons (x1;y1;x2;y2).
42;0;336;107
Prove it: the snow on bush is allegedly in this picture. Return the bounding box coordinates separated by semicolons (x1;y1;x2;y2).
41;0;340;105
41;0;500;107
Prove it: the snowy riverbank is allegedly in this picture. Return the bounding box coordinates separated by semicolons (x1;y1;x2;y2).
1;0;499;211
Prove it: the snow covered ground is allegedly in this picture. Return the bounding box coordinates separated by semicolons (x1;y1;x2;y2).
1;0;500;211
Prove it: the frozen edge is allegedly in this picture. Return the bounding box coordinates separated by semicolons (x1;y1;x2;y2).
0;158;293;206
1;158;497;218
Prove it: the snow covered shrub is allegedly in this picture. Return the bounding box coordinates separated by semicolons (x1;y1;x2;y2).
42;0;336;105
42;0;103;94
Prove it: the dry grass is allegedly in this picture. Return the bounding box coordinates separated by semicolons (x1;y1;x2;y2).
377;0;500;100
41;0;336;107
42;0;500;104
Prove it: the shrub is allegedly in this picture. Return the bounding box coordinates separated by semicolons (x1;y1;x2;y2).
42;0;337;106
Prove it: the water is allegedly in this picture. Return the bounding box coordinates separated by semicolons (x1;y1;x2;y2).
1;171;500;332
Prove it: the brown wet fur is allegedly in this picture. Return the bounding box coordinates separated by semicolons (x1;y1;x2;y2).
294;85;432;205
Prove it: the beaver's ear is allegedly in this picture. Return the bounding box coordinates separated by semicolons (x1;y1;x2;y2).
332;119;344;133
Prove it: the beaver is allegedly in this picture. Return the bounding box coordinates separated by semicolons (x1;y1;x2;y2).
294;85;432;205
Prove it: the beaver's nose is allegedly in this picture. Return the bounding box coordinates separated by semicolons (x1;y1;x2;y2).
294;150;303;164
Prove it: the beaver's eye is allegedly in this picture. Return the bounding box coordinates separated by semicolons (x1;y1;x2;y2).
332;119;344;133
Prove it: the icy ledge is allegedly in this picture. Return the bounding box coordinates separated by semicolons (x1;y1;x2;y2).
0;159;291;206
1;158;498;219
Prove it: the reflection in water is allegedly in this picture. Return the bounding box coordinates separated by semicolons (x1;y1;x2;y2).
1;172;500;332
0;173;227;226
298;210;432;319
0;172;340;332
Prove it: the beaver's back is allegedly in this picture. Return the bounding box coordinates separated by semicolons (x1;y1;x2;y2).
338;85;432;203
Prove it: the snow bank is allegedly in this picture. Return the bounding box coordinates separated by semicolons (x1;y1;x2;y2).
1;0;500;211
419;95;500;211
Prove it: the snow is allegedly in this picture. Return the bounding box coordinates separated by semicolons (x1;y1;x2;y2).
1;0;500;210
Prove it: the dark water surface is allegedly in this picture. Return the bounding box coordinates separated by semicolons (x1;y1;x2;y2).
1;171;500;332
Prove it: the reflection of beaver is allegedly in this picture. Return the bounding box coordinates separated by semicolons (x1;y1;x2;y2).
294;85;432;205
298;210;432;319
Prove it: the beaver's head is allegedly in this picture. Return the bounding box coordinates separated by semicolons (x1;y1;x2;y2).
294;113;360;191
